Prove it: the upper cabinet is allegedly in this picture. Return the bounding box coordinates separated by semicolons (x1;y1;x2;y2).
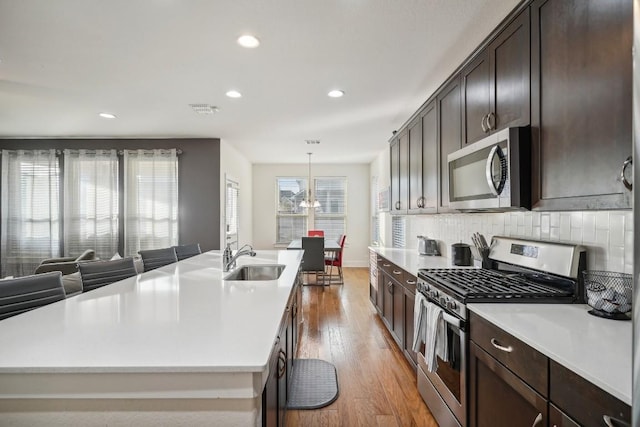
530;0;633;210
390;129;409;214
462;9;531;146
438;77;462;211
407;101;439;214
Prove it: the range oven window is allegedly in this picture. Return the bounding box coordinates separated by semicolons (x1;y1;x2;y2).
434;324;463;404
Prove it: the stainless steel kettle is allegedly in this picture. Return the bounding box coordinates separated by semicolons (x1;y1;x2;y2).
417;235;440;256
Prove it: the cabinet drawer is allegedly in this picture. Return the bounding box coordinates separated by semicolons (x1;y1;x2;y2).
550;360;631;427
377;257;405;283
470;312;548;396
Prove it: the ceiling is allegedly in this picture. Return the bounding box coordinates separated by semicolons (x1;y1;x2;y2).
0;0;520;164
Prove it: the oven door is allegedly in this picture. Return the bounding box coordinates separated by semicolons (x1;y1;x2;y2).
418;309;466;426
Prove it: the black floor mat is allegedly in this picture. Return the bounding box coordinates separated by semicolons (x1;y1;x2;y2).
286;359;339;409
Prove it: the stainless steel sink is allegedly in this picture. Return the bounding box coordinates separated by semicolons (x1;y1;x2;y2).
224;264;286;281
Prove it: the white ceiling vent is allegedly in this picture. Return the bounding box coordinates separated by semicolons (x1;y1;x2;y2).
189;104;219;115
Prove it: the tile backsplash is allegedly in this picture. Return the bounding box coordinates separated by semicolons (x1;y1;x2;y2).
406;210;633;274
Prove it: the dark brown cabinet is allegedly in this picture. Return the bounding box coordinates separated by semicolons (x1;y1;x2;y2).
549;404;580;427
531;0;633;210
469;342;547;427
402;275;418;368
408;117;423;212
438;77;462;210
263;283;300;427
390;130;409;214
382;273;394;331
391;274;404;348
462;8;530;146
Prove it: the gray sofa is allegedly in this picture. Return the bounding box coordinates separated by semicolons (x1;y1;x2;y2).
34;249;97;276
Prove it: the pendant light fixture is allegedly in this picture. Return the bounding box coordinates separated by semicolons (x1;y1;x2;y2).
300;152;321;208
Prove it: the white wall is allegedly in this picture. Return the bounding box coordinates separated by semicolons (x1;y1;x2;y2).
370;149;633;273
220;141;253;249
252;163;370;267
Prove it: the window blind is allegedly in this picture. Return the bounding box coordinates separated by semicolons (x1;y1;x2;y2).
276;177;307;244
63;149;119;260
225;179;239;250
124;149;179;256
1;150;60;277
314;177;346;242
392;216;406;248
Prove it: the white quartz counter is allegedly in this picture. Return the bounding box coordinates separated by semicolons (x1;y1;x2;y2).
0;249;303;400
368;246;453;273
468;303;632;405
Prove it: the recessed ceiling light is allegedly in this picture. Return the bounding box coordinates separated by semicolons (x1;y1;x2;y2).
328;90;344;98
98;112;116;119
237;35;260;48
226;90;242;98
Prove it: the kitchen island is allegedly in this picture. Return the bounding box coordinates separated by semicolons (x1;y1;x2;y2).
0;249;303;426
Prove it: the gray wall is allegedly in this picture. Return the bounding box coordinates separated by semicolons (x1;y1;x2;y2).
0;139;221;252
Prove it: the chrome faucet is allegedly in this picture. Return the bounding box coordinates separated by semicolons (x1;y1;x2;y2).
223;244;256;272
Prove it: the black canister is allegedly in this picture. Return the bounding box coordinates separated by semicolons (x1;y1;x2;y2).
451;243;472;266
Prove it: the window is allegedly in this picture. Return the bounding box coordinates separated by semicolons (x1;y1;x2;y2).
1;150;60;277
392;216;406;248
225;178;239;250
371;176;380;245
124;149;179;256
63;149;119;260
314;177;346;242
276;177;307;244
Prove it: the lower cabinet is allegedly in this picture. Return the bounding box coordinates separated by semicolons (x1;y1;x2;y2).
373;255;418;371
263;282;300;427
469;312;631;427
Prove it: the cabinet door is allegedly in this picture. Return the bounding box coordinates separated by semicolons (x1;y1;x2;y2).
398;129;409;213
469;342;547;427
438;76;462;210
531;0;632;210
263;338;280;427
421;101;438;211
462;51;491;145
277;318;289;427
489;8;530;132
549;404;580;427
376;267;385;313
408;117;423;212
392;278;404;348
403;288;417;368
389;137;401;212
382;274;394;330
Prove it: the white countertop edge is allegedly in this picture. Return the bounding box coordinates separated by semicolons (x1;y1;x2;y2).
468;303;632;405
0;370;266;399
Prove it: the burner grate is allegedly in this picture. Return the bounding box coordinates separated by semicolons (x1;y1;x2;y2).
418;268;574;302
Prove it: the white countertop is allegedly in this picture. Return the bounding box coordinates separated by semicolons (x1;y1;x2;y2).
368;247;454;273
0;250;303;399
468;303;632;405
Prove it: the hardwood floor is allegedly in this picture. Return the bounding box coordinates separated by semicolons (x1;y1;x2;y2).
286;268;439;427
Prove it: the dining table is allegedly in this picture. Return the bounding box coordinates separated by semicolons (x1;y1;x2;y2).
286;238;342;252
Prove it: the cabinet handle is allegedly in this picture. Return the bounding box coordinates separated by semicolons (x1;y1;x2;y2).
487;112;496;131
603;415;631;427
277;349;286;378
406;279;416;285
392;270;402;275
490;338;513;353
387;282;393;293
481;115;488;133
621;156;633;191
383;263;391;267
531;412;543;427
395;201;401;210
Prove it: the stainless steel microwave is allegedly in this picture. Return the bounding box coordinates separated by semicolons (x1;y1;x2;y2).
447;126;531;211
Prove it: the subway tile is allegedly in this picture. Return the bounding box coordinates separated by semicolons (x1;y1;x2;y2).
532;226;541;239
560;213;571;233
625;211;633;231
532;211;541;227
595;211;610;230
517;213;525;227
550;227;560;241
559;223;571;241
595;228;609;247
624;231;634;265
570;212;583;229
517;225;525;237
550;212;560;228
582;213;596;244
607;245;625;273
609;212;625;247
540;224;550;240
541;213;550;234
570;227;582;243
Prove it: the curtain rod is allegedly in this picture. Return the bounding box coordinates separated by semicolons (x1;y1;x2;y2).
51;149;183;156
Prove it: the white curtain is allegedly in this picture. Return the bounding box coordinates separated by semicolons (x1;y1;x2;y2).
124;149;178;256
63;149;119;260
1;150;60;277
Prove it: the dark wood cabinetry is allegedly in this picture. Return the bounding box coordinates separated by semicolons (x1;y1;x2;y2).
420;102;439;212
549;404;580;427
531;0;633;210
408;117;423;212
390;130;409;214
263;282;300;427
462;8;530;146
438;77;462;210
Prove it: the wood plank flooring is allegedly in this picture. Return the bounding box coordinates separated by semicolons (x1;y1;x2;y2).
286;268;439;427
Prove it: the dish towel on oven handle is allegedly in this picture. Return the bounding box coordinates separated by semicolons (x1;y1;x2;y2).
412;294;448;372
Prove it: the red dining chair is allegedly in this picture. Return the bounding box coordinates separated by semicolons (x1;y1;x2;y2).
308;230;324;237
324;235;346;285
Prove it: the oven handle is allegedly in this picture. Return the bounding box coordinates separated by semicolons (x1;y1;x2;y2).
442;311;463;329
485;145;507;196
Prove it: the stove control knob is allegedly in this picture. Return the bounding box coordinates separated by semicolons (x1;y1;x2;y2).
440;297;447;307
447;300;458;310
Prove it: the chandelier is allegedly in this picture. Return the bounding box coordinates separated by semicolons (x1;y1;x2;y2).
300;152;321;208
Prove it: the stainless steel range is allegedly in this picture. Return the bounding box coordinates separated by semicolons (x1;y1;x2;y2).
415;237;586;427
